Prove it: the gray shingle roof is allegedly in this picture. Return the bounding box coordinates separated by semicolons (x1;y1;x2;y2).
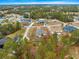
0;38;7;45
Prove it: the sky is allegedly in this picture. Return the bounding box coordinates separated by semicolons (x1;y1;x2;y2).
0;0;79;4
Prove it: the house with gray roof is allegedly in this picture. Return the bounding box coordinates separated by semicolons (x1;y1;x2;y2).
0;38;7;48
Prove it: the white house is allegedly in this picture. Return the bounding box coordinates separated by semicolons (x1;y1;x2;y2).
73;16;79;22
47;19;64;34
4;13;24;22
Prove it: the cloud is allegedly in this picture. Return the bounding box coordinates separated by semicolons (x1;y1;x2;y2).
0;1;79;5
25;2;79;4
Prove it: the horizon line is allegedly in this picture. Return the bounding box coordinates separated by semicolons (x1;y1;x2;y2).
0;2;79;5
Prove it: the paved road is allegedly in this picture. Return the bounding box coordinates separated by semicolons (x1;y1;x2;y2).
23;22;35;40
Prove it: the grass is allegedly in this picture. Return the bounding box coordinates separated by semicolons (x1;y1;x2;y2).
6;29;25;39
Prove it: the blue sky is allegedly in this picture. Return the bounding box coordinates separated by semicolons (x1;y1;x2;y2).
0;0;79;4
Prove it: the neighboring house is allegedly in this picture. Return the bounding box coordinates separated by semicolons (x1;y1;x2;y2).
0;17;4;23
67;22;79;29
0;38;7;48
18;19;32;27
36;19;47;24
73;16;79;22
70;22;79;29
0;36;19;48
47;19;64;34
0;10;8;14
18;19;32;23
4;13;24;22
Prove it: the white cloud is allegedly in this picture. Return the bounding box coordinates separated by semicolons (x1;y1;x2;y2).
0;1;79;5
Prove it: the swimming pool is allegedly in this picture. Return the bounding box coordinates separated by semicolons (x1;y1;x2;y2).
64;25;77;32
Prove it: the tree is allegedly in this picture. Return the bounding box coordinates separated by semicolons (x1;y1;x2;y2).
0;37;17;59
16;21;21;30
7;23;14;33
71;30;79;45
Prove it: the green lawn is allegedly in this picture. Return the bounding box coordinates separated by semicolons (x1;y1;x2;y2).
6;29;25;39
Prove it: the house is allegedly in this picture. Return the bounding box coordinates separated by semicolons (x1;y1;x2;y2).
67;22;79;29
0;36;19;48
73;16;79;22
4;13;24;22
27;26;51;40
47;19;64;34
0;38;7;48
0;10;8;14
71;22;79;29
18;19;32;23
18;18;32;27
36;19;47;24
0;17;4;23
